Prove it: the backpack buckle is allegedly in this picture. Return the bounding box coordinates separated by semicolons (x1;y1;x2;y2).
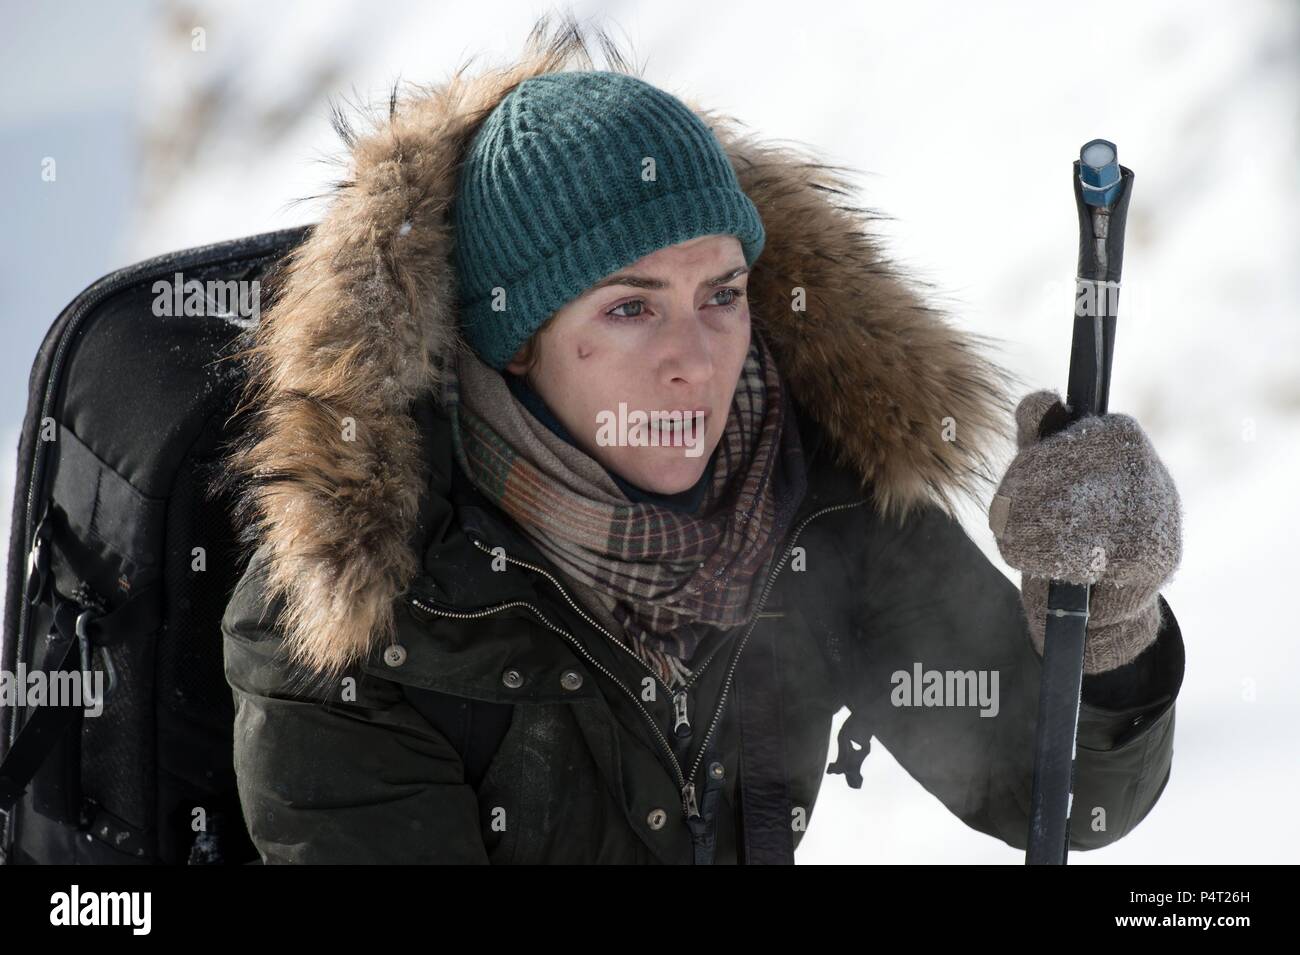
75;608;117;706
24;509;52;606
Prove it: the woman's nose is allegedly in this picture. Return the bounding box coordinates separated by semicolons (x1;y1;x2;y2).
659;311;715;384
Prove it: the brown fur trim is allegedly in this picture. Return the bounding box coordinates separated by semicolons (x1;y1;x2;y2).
221;12;1014;677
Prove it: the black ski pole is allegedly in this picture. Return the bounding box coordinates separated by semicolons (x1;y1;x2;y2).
1025;139;1134;865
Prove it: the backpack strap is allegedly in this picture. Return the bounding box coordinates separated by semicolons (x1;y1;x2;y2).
0;598;82;814
0;582;162;815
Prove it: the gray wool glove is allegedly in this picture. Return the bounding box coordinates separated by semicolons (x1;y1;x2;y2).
988;390;1183;674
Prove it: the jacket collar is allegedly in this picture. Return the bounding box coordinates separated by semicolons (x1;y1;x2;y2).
224;18;1014;676
382;396;865;702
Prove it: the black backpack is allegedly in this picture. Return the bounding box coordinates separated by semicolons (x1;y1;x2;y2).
0;228;513;865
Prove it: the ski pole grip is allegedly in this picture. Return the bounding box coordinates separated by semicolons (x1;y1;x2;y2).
1039;140;1135;442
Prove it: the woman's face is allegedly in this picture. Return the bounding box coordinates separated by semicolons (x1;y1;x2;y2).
505;234;752;494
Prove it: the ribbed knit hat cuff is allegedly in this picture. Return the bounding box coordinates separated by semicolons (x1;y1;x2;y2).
460;185;766;370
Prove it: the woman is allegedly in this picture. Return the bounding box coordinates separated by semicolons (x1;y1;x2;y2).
221;19;1184;864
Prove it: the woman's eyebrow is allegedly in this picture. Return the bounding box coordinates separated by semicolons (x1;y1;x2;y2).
588;265;749;292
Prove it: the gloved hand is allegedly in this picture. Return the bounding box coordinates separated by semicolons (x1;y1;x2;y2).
988;390;1183;674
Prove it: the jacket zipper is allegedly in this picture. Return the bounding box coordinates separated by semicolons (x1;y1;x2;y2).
407;591;689;795
410;496;868;833
678;499;868;815
461;511;820;740
465;539;677;695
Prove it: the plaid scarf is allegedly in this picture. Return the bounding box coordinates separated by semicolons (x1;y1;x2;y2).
442;330;807;688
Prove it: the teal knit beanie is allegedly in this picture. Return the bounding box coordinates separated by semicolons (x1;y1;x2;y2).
452;70;766;369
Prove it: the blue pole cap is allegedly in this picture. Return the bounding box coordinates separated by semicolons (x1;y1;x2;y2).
1079;139;1122;207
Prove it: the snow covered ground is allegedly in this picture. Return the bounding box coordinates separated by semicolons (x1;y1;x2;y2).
2;0;1296;863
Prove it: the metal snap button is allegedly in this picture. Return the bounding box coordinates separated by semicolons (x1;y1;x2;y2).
646;808;667;830
560;669;583;691
383;644;407;668
502;668;524;689
708;761;725;781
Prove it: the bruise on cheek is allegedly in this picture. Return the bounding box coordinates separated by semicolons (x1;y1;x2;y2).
576;341;593;360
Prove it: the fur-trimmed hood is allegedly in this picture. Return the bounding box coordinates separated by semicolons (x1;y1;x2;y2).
223;15;1014;677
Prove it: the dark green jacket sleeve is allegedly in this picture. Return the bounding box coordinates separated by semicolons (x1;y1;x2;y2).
221;546;490;864
849;502;1184;852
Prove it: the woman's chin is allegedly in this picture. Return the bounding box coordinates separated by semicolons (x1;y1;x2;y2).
612;450;709;495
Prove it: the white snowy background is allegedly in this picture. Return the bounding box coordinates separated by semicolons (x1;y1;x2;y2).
2;0;1296;864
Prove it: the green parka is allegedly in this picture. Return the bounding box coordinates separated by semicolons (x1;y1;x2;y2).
220;33;1185;864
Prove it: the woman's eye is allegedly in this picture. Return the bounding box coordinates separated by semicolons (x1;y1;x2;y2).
603;288;745;323
710;287;745;309
606;299;646;320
